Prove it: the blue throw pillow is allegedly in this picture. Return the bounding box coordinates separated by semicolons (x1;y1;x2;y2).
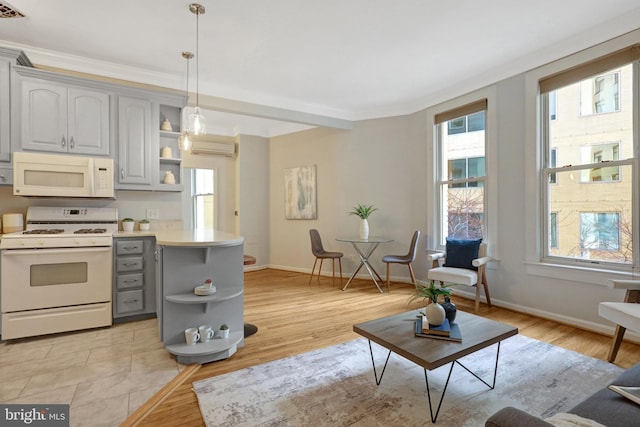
443;238;482;271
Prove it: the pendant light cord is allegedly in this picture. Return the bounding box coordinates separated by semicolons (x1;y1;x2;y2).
196;9;200;108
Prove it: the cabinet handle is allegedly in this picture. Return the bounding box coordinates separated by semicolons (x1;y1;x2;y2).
61;136;66;148
121;169;124;179
122;262;139;266
70;136;75;149
123;279;139;283
123;246;139;250
0;175;5;181
123;299;139;304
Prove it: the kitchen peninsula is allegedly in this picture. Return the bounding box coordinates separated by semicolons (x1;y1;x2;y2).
155;229;244;364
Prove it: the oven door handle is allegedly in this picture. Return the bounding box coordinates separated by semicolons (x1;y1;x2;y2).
1;247;112;256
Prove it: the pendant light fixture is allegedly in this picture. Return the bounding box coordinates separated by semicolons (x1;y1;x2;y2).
178;51;194;152
188;3;207;136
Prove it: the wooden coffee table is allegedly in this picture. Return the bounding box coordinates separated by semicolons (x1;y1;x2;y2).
353;310;518;423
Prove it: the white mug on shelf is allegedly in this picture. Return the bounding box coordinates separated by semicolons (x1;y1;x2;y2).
185;327;200;345
198;325;214;342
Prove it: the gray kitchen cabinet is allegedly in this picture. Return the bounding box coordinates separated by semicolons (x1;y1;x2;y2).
0;60;10;164
117;95;153;187
113;236;156;321
0;47;31;171
0;166;12;185
157;240;244;364
20;79;110;155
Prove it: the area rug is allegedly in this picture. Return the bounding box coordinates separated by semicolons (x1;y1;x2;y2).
193;335;623;427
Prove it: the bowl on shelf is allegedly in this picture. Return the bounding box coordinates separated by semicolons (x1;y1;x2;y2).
194;284;217;296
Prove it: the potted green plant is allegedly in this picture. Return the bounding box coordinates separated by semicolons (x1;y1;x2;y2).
218;323;230;339
122;217;135;232
409;280;453;326
139;218;150;231
349;203;378;239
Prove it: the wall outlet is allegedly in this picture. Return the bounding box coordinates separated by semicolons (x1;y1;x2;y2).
146;209;160;219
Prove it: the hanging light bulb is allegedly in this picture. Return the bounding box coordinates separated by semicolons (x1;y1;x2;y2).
178;131;192;152
188;3;207;136
179;51;194;152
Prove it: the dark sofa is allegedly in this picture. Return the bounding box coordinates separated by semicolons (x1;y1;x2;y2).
486;362;640;427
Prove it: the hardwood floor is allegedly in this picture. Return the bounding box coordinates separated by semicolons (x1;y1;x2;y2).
130;268;640;426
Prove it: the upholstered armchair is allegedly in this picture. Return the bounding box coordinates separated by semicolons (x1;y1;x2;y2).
427;239;492;312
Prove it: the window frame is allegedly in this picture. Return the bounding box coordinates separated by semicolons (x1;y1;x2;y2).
190;168;217;230
434;100;489;246
533;46;640;278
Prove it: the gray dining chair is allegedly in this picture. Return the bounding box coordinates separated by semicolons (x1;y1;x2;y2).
381;230;420;292
309;229;343;287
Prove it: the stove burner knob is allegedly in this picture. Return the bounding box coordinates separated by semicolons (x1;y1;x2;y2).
74;239;80;245
37;240;44;246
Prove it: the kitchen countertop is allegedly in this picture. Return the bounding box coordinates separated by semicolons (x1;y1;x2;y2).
115;229;244;247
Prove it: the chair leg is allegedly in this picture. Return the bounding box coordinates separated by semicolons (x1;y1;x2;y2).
318;259;324;283
385;263;390;293
608;325;627;363
308;258;319;285
338;258;343;287
408;263;416;285
482;271;492;307
474;283;482;312
331;258;336;287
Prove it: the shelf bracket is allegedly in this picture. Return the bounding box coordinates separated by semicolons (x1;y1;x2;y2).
203;247;211;264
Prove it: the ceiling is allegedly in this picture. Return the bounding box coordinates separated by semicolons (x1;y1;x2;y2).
1;1;640;137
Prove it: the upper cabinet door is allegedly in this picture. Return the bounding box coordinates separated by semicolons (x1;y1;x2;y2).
0;60;10;162
21;80;67;153
68;88;110;155
118;96;152;185
20;79;110;155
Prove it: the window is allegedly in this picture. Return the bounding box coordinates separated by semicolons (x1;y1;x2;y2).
192;168;215;229
447;111;485;135
579;143;620;182
540;54;635;266
580;212;620;251
550;212;558;249
449;157;485;188
436;100;487;244
580;72;620;115
549;148;557;184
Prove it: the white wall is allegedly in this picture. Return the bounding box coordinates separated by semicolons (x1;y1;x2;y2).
237;134;269;267
269;116;431;280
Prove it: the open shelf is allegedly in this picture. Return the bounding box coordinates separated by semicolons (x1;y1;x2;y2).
165;286;243;312
165;331;243;361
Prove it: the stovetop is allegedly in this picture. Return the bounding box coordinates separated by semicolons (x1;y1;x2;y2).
0;207;118;249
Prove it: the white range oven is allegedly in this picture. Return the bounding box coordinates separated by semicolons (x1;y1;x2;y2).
0;207;118;340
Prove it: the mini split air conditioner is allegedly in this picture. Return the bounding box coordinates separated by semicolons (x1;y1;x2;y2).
190;140;236;157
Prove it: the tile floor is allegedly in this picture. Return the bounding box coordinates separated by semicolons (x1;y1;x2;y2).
0;318;185;427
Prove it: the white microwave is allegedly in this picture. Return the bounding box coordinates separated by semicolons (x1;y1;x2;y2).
13;152;115;198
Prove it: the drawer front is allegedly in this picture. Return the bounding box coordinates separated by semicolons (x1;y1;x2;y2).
116;272;144;290
116;240;143;255
116;289;144;314
116;256;143;272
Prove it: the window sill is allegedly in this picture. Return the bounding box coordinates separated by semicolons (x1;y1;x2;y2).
524;260;638;287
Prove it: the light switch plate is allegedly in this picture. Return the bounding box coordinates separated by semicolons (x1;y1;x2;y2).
146;209;160;219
